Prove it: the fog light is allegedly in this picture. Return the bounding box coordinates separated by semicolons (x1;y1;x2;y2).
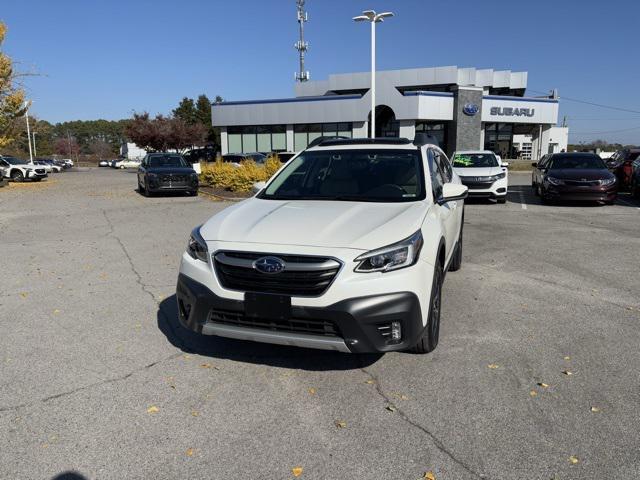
391;321;402;341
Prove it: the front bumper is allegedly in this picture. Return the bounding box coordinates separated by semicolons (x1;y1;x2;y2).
176;273;424;353
460;176;508;199
544;185;617;202
26;170;47;179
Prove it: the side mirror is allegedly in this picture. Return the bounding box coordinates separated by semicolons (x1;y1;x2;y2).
437;183;468;205
501;161;510;168
252;181;266;194
531;162;538;167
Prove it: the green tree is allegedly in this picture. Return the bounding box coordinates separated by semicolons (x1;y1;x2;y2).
0;21;29;149
195;94;212;126
173;97;198;125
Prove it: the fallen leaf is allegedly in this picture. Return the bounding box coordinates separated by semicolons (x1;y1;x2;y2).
562;370;573;376
146;405;160;414
386;405;397;412
400;394;409;401
308;388;316;395
200;363;212;369
626;306;634;311
191;411;199;417
19;292;28;299
183;354;191;360
423;472;436;480
537;382;549;388
292;466;303;477
529;390;538;397
487;364;500;369
568;455;579;464
563;356;571;360
365;379;375;384
53;309;61;315
590;406;601;413
335;420;347;428
186;448;194;457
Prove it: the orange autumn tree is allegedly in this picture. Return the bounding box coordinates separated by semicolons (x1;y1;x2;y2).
0;21;28;148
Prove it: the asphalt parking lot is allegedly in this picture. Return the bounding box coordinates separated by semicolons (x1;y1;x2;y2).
1;168;639;480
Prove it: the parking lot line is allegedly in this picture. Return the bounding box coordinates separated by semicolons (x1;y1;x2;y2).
519;191;527;210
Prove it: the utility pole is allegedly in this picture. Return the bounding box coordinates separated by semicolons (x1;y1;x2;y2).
24;102;34;163
32;132;37;157
294;0;310;82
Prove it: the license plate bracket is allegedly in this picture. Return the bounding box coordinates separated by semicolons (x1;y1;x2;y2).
244;292;291;320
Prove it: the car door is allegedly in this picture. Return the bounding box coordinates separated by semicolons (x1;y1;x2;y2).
137;156;147;186
428;148;458;260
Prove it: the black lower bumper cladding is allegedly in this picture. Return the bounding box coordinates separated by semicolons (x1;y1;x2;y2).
176;274;424;353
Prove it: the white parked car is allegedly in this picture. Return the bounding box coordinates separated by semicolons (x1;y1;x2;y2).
0;155;48;182
118;159;141;169
176;136;467;354
451;150;509;203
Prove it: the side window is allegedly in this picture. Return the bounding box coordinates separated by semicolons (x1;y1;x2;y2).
435;150;453;182
427;149;444;200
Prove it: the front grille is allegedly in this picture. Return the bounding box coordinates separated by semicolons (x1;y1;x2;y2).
160;174;190;187
35;168;45;174
563;179;600;187
461;178;494;189
208;308;340;337
214;251;341;296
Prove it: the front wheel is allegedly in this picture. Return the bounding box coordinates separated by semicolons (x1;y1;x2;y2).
11;170;24;182
411;261;443;354
449;223;463;272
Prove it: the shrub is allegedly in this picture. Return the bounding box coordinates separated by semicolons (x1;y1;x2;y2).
199;157;282;193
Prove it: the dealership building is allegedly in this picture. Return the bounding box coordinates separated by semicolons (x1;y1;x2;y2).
212;66;568;160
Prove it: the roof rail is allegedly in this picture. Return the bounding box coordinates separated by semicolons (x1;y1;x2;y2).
413;132;440;148
316;137;412;147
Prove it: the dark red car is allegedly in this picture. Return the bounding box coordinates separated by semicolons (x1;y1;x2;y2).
532;153;617;204
606;148;640;190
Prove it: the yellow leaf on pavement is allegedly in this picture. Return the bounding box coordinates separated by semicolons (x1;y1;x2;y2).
423;472;436;480
386;405;397;412
529;390;538;397
562;370;573;376
365;379;375;384
564;356;571;360
292;466;303;477
335;420;347;428
191;411;199;417
308;388;316;395
147;405;159;414
487;364;500;369
590;406;601;413
19;292;28;298
568;456;579;464
186;448;194;457
537;382;549;388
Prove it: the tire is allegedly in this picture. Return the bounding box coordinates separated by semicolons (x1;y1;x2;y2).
120;165;125;169
497;197;506;204
449;223;463;272
10;170;24;182
142;180;150;197
411;260;443;354
32;178;42;182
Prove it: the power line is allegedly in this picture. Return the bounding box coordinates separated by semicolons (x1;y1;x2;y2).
529;89;640;114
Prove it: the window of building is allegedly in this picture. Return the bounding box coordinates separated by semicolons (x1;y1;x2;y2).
484;123;513;158
293;123;353;151
228;125;286;154
415;122;448;152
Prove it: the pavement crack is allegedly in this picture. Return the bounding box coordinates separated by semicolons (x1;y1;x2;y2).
0;353;182;413
102;209;157;303
360;367;488;479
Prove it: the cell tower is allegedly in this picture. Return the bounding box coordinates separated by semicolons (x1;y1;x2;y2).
295;0;310;82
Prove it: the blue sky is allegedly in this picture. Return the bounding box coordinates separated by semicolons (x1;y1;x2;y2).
2;0;639;144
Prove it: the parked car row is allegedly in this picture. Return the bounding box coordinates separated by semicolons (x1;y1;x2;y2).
0;155;73;182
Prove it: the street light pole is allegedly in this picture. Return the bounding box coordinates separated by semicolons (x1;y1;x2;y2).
353;10;394;138
32;132;37;158
24;101;34;163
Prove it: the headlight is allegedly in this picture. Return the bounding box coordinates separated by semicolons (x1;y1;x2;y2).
491;172;506;181
600;177;616;186
187;226;208;262
546;176;564;186
354;230;423;273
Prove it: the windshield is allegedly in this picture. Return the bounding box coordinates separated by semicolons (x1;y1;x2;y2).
148;155;188;168
452;153;498;168
260;149;425;202
549;154;606;170
2;156;26;165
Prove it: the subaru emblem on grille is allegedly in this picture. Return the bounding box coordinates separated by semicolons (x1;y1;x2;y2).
253;256;286;274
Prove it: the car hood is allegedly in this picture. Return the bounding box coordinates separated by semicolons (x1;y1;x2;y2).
146;167;195;175
454;166;503;177
200;198;429;251
547;169;614;180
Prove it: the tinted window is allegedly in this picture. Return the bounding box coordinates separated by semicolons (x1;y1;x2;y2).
452;153;498;168
148;155;187;168
549;154;606;170
261;149;424;202
435;150;453;181
428;149;444;199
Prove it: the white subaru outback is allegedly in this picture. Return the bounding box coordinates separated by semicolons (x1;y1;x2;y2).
177;137;467;354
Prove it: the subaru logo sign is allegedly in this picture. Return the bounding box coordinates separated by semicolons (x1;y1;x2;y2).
253;256;286;274
463;103;479;116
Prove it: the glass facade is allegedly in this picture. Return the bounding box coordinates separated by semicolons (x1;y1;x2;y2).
294;123;352;151
415;121;448;152
228;125;286;154
484;123;513;158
